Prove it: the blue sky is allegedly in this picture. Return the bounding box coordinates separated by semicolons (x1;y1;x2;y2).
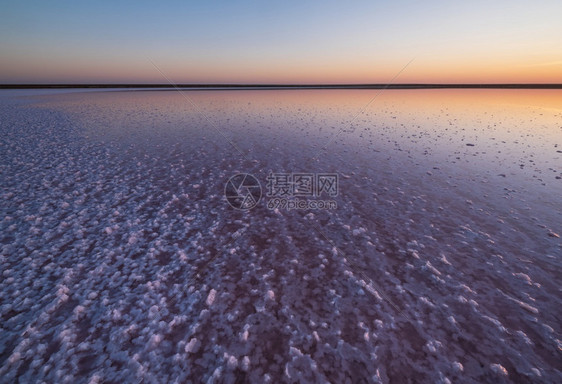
1;0;561;83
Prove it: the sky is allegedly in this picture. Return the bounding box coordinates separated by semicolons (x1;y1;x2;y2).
1;0;561;84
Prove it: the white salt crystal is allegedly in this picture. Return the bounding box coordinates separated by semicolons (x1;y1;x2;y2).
185;338;200;354
206;289;217;306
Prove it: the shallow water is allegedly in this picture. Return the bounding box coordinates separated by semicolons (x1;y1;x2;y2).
0;89;560;383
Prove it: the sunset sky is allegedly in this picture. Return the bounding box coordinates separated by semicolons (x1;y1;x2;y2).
1;0;561;84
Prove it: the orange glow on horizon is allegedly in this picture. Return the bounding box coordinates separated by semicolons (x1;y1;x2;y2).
1;46;561;84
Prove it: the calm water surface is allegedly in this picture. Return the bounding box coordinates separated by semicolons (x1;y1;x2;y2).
0;89;560;383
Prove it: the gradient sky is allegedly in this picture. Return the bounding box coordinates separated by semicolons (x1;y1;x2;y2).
1;0;561;84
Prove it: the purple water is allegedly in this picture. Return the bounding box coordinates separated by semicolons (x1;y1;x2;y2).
0;89;560;383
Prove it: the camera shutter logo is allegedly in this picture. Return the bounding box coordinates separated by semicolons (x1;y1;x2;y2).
225;173;262;210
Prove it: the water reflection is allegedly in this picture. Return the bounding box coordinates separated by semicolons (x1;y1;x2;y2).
3;88;558;382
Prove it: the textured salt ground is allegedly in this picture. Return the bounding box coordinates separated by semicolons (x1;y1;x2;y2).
0;90;561;383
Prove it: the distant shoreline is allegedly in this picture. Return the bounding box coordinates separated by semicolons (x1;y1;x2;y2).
1;84;561;90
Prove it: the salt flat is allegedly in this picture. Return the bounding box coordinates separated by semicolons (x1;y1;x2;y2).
0;89;560;383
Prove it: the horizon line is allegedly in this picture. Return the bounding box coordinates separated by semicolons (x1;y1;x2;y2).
1;83;562;90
